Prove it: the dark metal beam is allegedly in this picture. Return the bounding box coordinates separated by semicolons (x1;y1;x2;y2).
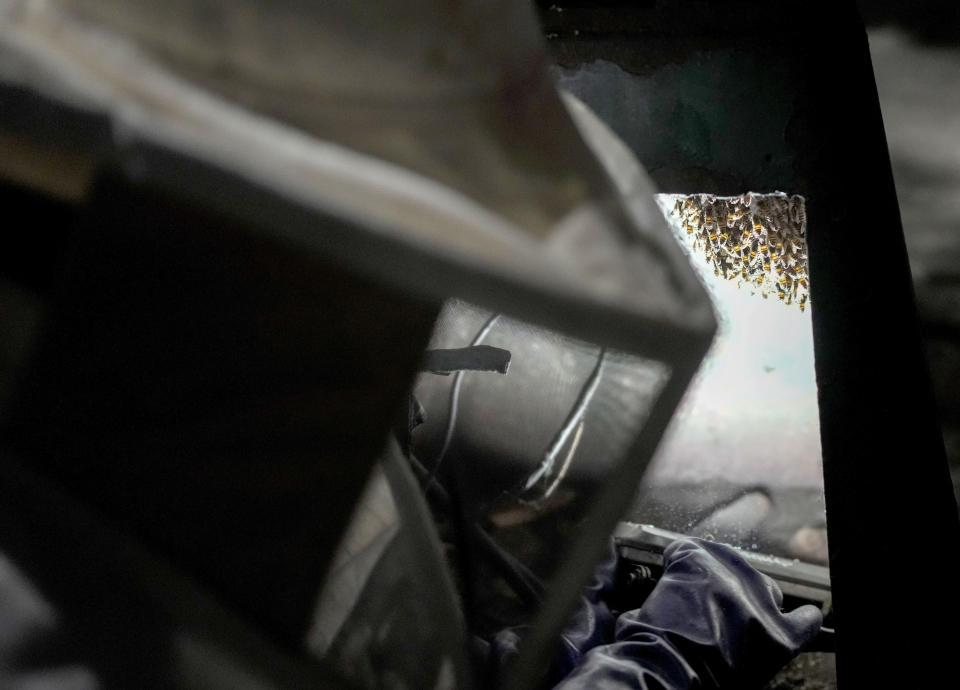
799;4;960;686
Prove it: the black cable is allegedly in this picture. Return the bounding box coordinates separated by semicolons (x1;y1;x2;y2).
408;452;544;606
410;310;549;612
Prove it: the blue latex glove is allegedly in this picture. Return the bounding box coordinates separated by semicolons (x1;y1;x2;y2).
554;538;822;690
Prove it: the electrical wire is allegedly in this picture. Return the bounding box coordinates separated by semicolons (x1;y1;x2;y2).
427;312;502;490
522;347;607;497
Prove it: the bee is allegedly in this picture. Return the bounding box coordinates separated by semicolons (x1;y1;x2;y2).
677;192;811;311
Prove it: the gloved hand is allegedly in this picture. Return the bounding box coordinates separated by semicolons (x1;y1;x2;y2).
554;538;822;690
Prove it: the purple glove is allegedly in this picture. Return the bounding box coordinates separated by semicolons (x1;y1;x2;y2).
554;538;822;690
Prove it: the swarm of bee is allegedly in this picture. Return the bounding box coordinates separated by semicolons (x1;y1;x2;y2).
669;192;809;311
